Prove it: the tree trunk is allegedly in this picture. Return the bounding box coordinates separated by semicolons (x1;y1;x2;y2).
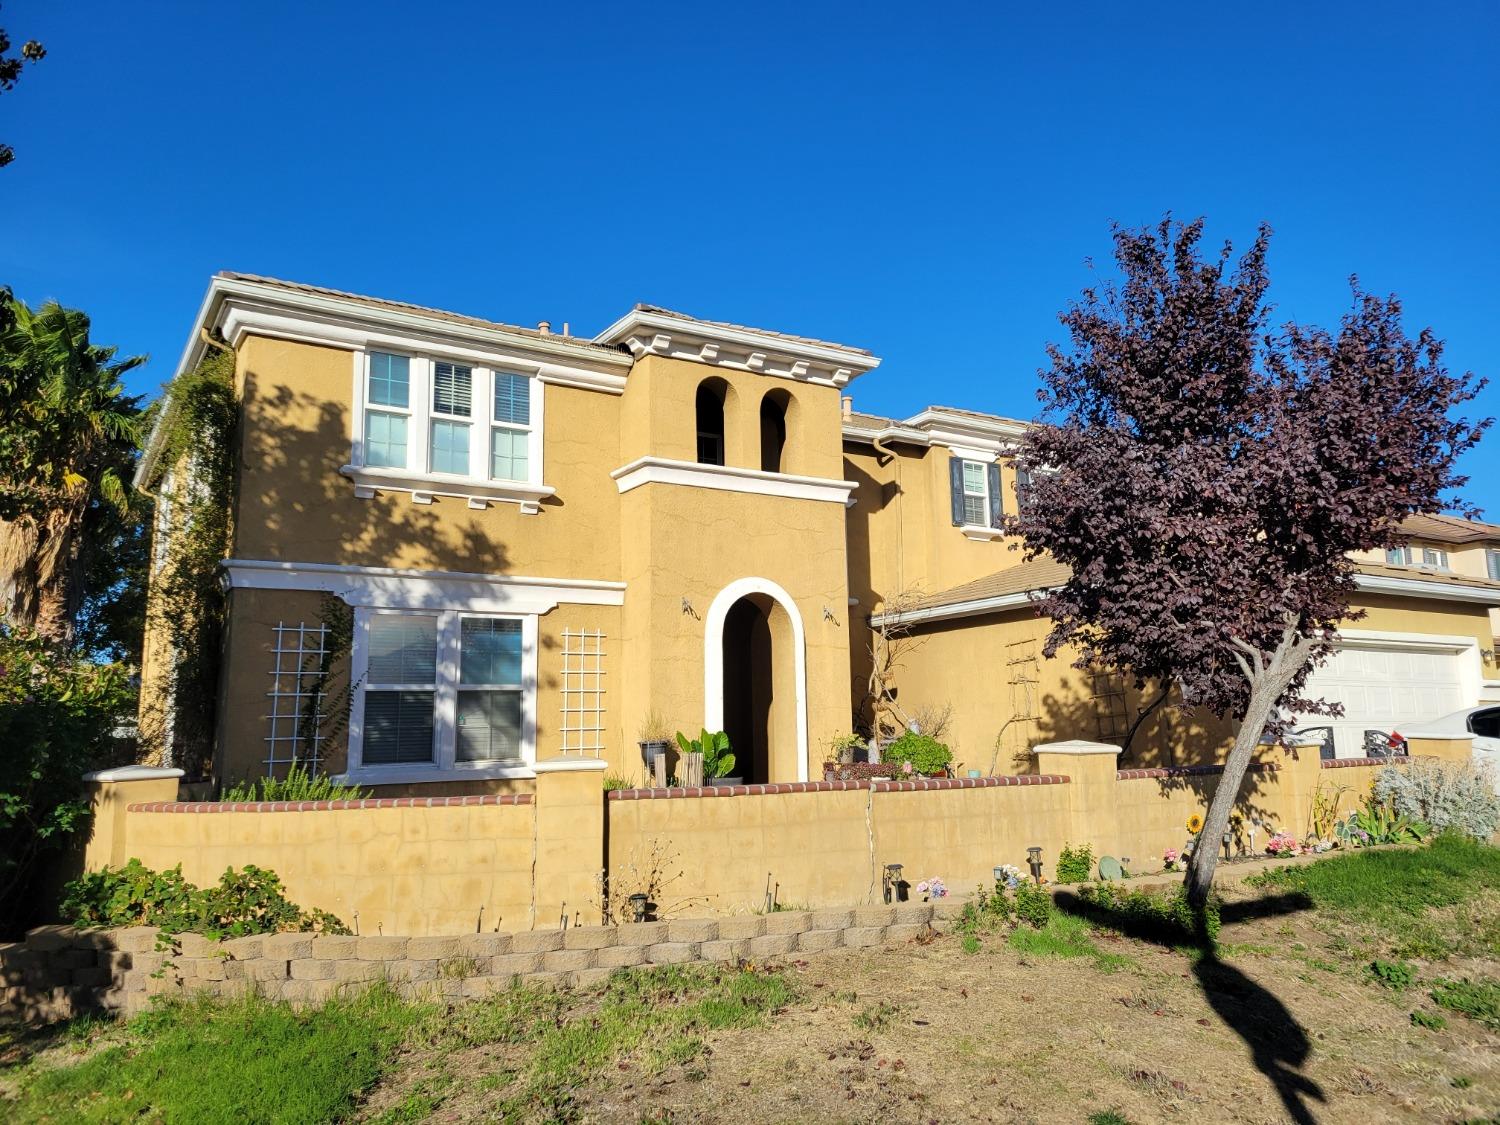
1183;680;1277;907
1185;625;1314;908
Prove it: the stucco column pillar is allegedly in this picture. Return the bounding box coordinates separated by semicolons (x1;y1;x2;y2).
1031;740;1122;869
531;758;607;929
80;766;184;871
1403;732;1475;765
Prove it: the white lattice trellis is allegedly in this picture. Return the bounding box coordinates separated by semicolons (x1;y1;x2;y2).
559;628;606;757
263;621;330;776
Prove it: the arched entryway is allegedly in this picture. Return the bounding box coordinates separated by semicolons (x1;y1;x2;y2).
704;578;808;783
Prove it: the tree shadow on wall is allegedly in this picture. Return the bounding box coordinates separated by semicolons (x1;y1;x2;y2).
1055;888;1325;1125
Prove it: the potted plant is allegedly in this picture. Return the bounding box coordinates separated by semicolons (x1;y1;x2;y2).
675;728;740;786
882;730;953;778
638;708;674;782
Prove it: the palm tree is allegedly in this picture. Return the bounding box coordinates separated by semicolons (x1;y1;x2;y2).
0;294;146;646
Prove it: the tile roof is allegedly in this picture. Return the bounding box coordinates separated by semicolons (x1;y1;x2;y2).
1353;560;1500;591
218;272;629;357
1398;512;1500;544
630;303;874;356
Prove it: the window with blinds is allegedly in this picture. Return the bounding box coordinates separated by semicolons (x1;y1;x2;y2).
961;460;988;526
353;609;532;777
491;372;531;482
1489;550;1500;582
456;619;522;763
363;614;438;764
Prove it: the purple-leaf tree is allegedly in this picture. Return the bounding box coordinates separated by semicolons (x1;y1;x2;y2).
1011;218;1489;906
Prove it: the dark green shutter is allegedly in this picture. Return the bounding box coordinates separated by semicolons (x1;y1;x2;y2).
949;456;964;525
987;462;1002;527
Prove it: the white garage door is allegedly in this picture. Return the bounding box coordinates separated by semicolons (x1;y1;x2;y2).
1296;643;1466;758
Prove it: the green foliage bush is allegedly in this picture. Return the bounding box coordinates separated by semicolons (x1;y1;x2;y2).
1374;759;1500;841
0;630;135;935
956;881;1016;936
883;731;953;776
675;728;736;779
1013;882;1053;929
1056;842;1095;884
220;763;370;802
60;858;349;939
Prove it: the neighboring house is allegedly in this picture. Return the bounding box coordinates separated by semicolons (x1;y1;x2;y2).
136;274;1500;791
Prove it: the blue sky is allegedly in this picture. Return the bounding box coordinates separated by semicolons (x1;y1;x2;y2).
4;1;1497;513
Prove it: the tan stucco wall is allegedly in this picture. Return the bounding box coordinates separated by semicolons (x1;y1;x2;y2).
231;336;623;580
121;803;536;936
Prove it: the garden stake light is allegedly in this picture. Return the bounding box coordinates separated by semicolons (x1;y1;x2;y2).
882;863;904;904
628;893;649;923
1027;847;1043;884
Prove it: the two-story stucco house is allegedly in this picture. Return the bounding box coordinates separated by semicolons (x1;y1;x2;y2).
135;274;1500;791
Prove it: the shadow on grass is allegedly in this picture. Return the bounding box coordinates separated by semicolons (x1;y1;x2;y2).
1055;889;1325;1125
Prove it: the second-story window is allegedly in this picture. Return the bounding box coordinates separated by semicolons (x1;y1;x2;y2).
365;352;411;468
491;372;531;481
949;455;1002;529
1489;549;1500;581
430;362;473;475
696;381;726;466
1387;545;1450;570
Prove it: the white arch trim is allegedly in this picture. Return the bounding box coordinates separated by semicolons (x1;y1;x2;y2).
703;577;810;783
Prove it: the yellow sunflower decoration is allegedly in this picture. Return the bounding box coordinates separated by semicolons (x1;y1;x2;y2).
1187;812;1205;834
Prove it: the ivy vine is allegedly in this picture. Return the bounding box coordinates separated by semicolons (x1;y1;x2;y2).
141;343;236;776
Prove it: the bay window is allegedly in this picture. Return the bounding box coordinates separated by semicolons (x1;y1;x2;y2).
349;607;534;780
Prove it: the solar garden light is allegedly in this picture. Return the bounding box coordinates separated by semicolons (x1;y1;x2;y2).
993;864;1005;885
1027;847;1044;884
1222;831;1233;861
882;863;904;904
628;893;649;923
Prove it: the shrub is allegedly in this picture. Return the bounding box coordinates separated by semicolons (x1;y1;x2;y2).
0;631;136;936
1056;842;1095;884
60;859;350;939
883;731;953;777
1374;759;1500;841
956;881;1015;936
675;728;736;780
1014;882;1053;928
220;763;370;802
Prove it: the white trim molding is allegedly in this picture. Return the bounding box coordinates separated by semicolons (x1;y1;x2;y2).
610;456;858;504
1354;572;1500;606
222;558;625;614
595;307;880;388
702;577;810;784
338;465;556;513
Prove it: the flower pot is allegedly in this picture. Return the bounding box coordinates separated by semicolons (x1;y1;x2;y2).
707;776;743;787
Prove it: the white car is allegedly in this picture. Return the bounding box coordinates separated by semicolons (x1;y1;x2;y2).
1401;706;1500;791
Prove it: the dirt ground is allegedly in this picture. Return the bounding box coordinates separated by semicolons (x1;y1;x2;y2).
364;883;1500;1125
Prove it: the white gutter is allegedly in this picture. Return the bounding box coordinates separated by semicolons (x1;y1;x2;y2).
869;588;1051;628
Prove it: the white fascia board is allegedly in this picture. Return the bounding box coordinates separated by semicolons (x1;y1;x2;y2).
904;410;1028;442
1334;628;1480;653
1354;573;1500;606
610;456;857;504
595;308;880;385
868;588;1049;628
841;423;932;448
223;558;625;614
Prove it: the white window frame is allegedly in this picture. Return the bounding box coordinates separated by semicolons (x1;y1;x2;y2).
343;605;538;784
1421;546;1450;571
1488;549;1500;582
347;349;549;511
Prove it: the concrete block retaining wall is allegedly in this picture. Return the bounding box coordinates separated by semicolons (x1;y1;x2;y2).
2;901;957;1023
